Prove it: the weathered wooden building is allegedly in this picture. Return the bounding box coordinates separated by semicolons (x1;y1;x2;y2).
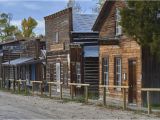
0;38;46;88
93;0;160;106
44;8;98;94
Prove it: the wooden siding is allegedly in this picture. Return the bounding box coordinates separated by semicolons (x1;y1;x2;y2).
98;1;142;105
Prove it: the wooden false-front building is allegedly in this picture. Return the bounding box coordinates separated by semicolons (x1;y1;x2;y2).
44;7;98;94
0;38;46;88
93;1;160;106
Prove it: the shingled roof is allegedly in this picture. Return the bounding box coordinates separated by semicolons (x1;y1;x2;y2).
72;14;97;32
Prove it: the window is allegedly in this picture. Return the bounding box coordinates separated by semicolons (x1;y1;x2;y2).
55;32;59;43
114;57;122;86
56;62;61;92
76;62;81;83
115;8;122;36
102;58;109;85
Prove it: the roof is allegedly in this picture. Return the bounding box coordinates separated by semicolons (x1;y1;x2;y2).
2;57;44;66
73;14;97;32
92;1;115;31
44;7;72;20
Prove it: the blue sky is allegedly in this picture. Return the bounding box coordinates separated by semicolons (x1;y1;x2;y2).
0;0;97;35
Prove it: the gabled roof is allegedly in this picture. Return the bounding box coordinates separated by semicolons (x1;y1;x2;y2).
73;14;97;32
92;1;115;31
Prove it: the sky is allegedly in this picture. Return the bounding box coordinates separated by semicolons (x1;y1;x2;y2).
0;0;98;35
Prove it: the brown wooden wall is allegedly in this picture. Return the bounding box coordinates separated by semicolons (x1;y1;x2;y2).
45;8;72;52
99;39;142;105
99;1;125;38
97;1;142;105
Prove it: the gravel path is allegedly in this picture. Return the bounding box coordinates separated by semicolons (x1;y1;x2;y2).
0;91;158;119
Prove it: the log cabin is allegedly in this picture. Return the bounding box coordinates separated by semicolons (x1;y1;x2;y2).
0;38;46;89
44;8;98;95
92;1;160;106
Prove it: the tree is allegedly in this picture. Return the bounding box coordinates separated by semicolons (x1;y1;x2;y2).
21;17;38;37
66;0;82;13
120;1;160;58
0;13;18;41
92;0;105;13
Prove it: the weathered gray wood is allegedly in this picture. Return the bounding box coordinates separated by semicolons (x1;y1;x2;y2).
123;88;127;110
71;85;73;100
32;82;34;96
103;87;106;106
60;84;62;99
147;91;151;114
85;86;88;103
49;83;51;98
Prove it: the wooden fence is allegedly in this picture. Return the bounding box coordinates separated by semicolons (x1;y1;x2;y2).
47;82;63;99
99;85;129;110
16;80;27;94
141;88;160;114
68;83;90;103
31;81;43;96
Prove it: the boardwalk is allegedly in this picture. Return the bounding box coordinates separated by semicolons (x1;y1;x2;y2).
0;91;158;119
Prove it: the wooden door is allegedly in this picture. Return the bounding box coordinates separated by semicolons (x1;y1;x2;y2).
128;60;137;103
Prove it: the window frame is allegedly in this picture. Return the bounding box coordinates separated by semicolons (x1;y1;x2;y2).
55;32;59;43
114;57;122;87
115;8;122;36
102;57;109;85
76;62;81;83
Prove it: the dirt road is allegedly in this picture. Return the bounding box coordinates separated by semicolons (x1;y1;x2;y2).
0;91;158;119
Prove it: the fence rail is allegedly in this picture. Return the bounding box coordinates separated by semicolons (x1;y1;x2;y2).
141;88;160;114
68;83;90;103
31;81;43;96
47;82;63;99
99;85;129;110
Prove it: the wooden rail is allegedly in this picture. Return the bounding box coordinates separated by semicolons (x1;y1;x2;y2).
141;88;160;114
16;80;27;94
31;81;43;96
47;82;63;99
99;85;129;110
68;83;90;103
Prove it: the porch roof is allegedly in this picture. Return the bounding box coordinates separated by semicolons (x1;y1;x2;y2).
2;57;44;66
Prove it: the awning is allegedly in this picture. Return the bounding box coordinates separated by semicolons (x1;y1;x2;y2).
2;57;45;66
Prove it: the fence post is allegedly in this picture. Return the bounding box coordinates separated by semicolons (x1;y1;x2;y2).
60;84;62;99
25;81;27;95
123;88;127;110
32;82;34;96
147;91;151;114
13;80;15;92
49;83;51;98
18;81;20;94
85;86;88;103
40;83;43;96
103;87;106;106
71;85;73;100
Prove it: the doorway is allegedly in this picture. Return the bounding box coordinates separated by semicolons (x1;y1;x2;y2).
128;59;137;103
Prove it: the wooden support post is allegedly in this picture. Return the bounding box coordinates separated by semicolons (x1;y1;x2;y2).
103;87;106;106
49;83;51;98
71;85;73;100
24;81;27;95
123;88;127;110
18;81;20;94
60;84;62;99
40;83;43;96
85;86;88;103
13;80;15;92
147;91;151;114
32;82;34;96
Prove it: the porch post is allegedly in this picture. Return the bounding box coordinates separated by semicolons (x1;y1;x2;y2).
147;91;151;114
